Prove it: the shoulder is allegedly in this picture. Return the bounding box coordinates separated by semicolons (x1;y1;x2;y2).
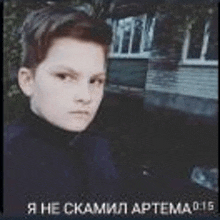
4;119;29;154
80;130;113;159
80;130;119;179
4;119;28;138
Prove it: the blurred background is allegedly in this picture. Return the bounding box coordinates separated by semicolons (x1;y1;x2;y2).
3;0;218;215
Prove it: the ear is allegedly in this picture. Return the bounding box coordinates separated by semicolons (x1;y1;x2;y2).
18;67;35;97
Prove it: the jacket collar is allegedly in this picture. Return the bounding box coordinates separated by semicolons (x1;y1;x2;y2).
20;108;102;148
22;109;81;147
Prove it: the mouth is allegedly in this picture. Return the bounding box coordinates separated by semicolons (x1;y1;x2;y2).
69;111;90;115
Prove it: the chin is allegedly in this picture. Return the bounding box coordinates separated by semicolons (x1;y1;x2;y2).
63;123;89;132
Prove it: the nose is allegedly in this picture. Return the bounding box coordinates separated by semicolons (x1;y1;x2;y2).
74;82;91;104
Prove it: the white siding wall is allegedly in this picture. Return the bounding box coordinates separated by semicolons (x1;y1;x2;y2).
146;63;218;100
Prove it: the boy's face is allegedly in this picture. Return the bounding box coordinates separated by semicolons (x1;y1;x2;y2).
20;38;106;132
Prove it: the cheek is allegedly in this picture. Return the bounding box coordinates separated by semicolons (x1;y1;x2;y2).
92;88;104;105
32;84;57;110
35;78;59;98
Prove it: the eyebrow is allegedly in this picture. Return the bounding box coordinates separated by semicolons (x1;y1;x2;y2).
50;65;79;76
51;65;106;78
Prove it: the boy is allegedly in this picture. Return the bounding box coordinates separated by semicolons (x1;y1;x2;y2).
4;6;119;216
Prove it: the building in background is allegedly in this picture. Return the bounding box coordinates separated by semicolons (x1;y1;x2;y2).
107;4;218;119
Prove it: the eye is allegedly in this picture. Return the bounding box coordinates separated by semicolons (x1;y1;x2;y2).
55;73;73;82
90;78;105;86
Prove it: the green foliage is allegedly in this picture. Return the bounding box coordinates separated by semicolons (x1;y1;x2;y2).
4;89;29;125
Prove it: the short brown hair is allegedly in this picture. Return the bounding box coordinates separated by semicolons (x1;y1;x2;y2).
20;6;112;69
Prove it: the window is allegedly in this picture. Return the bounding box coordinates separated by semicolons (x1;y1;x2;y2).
107;14;156;58
181;15;218;66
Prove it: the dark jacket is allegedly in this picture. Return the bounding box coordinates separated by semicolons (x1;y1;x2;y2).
4;110;119;216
